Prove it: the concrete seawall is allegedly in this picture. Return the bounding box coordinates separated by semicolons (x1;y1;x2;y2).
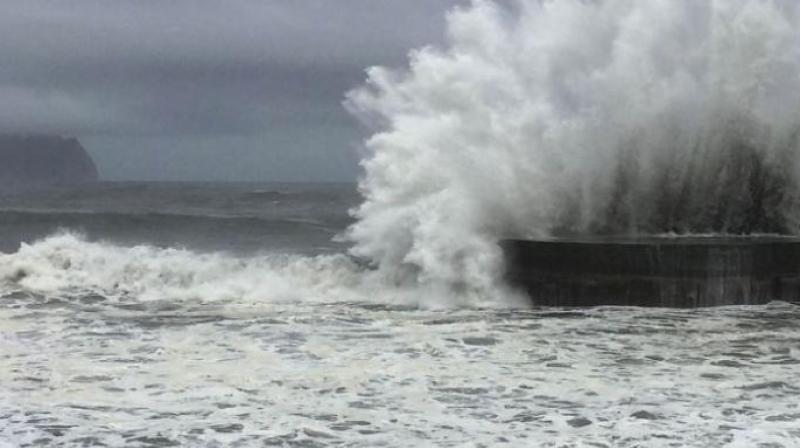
501;237;800;307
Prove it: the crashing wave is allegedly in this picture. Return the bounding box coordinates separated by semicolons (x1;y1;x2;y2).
345;0;800;295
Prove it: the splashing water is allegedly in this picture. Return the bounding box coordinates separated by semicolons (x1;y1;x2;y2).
345;0;800;295
0;232;511;309
0;232;363;305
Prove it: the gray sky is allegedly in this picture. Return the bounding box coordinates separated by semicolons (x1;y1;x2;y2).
0;1;466;181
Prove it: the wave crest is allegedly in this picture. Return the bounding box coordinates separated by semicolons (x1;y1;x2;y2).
0;232;517;308
345;0;800;294
0;232;363;304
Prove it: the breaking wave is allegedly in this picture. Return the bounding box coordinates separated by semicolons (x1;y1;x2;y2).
0;232;361;304
0;232;517;308
345;0;800;295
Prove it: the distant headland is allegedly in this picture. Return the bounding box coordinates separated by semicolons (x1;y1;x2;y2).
0;135;99;186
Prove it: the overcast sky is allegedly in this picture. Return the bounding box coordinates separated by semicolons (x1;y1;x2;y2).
0;1;466;181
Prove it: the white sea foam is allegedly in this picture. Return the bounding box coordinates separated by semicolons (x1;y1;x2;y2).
1;296;798;447
345;0;800;298
0;232;356;302
0;232;519;309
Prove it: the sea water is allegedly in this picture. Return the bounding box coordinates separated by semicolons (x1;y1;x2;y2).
1;183;799;447
6;0;800;445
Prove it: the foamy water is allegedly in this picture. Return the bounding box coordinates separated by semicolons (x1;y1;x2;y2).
2;280;800;446
1;235;799;446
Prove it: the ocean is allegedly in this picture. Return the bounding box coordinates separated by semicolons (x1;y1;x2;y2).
1;182;799;447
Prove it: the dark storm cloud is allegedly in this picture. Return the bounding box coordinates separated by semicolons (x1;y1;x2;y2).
0;0;466;180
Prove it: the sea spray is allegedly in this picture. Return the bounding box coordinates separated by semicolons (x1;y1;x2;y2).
0;232;496;309
345;0;800;296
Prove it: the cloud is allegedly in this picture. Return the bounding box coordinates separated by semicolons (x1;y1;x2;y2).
0;1;463;135
0;0;466;180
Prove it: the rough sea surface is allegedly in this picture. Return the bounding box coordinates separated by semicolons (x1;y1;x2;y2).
1;183;800;447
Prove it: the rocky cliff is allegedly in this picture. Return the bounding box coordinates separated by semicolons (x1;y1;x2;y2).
0;135;99;186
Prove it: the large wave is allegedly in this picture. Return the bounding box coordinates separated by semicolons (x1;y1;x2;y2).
345;0;800;295
0;232;359;304
0;232;512;308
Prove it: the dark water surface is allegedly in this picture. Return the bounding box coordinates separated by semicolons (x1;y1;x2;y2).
0;182;358;255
